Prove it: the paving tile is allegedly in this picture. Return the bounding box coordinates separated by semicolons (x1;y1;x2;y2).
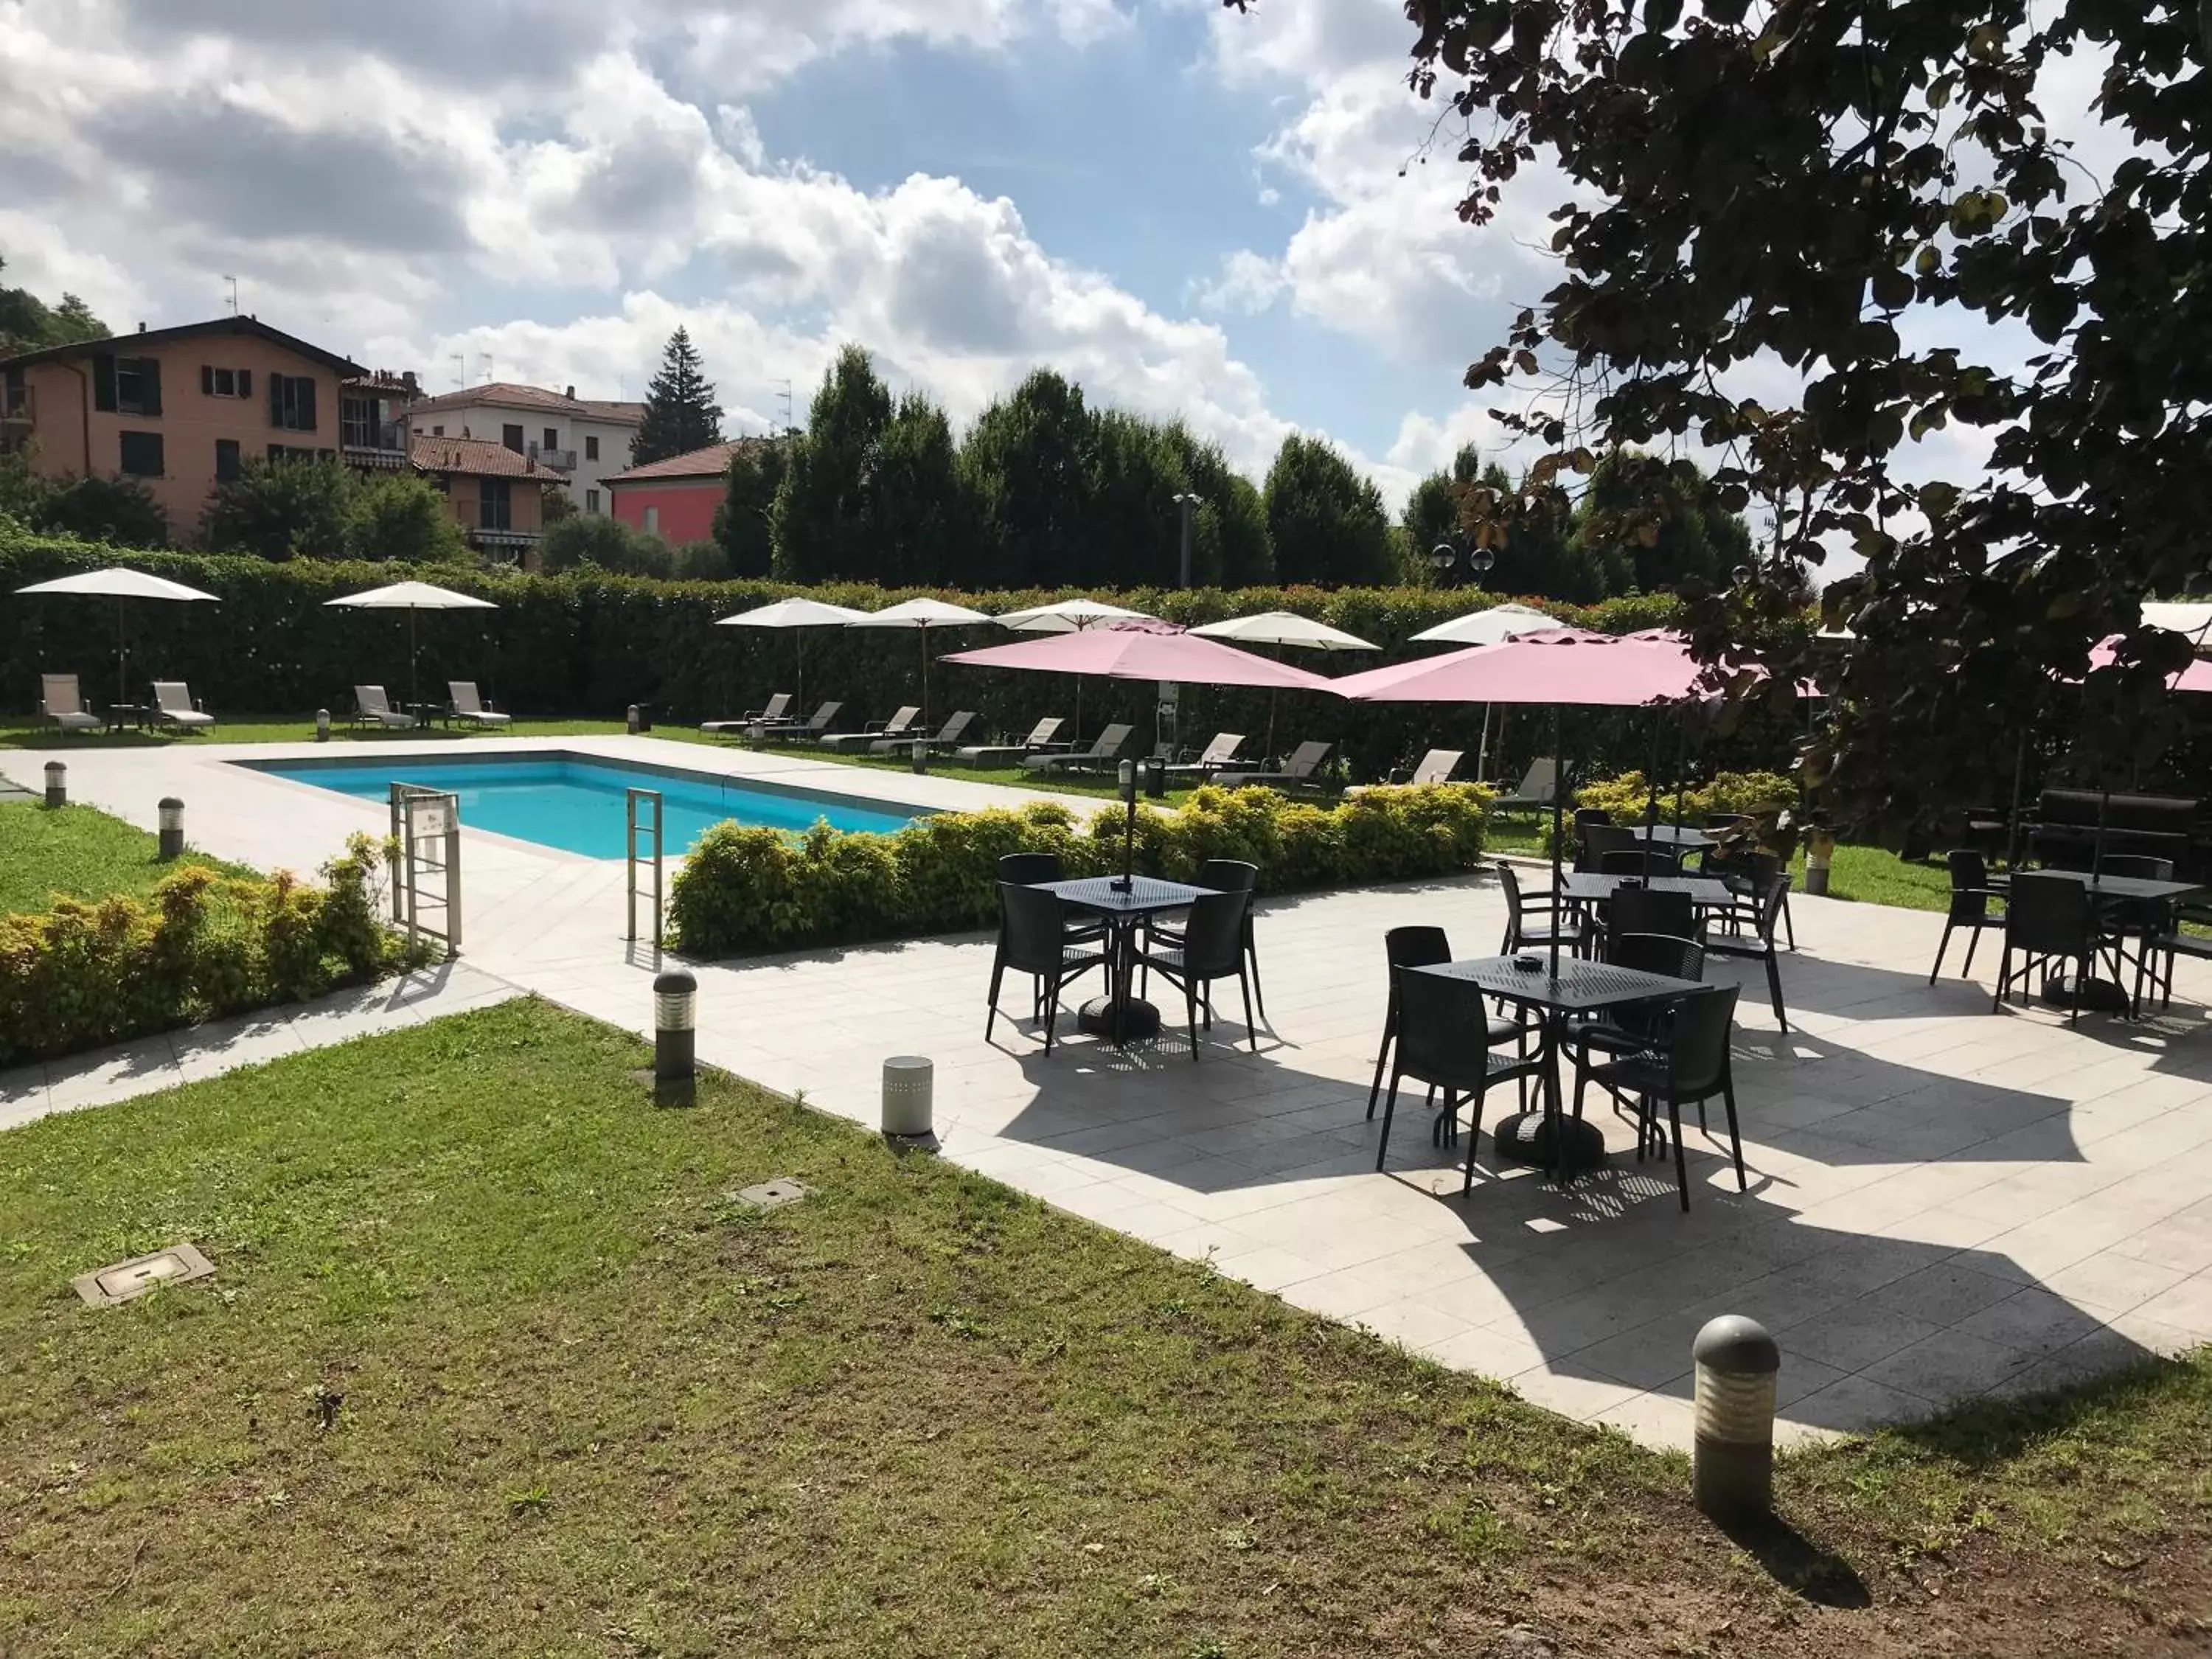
1786;1374;1935;1434
1783;1298;1946;1374
1865;1260;2023;1326
1955;1286;2121;1357
1860;1332;2039;1401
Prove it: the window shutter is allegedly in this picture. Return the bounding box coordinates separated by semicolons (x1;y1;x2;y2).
201;365;215;396
140;359;160;416
239;368;251;399
270;376;283;428
300;377;316;431
93;353;116;412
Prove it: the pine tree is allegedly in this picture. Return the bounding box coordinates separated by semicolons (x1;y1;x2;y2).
632;328;724;466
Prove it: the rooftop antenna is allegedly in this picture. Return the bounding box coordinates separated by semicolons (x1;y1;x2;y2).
776;378;794;434
222;275;239;316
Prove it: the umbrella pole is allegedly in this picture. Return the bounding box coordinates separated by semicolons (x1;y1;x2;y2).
1550;704;1565;981
1642;707;1663;880
116;597;128;706
2005;729;2027;869
1477;703;1492;781
797;633;805;713
1266;687;1279;762
409;608;419;707
919;629;930;730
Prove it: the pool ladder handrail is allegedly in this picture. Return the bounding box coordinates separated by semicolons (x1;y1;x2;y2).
627;787;664;947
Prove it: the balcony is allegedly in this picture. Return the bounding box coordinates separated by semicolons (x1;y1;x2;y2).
340;415;408;468
526;441;577;472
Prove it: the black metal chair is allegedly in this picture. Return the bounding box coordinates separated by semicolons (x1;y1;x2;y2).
1498;861;1587;956
984;882;1109;1053
1138;888;1256;1060
1579;821;1639;873
1700;874;1792;1029
1144;858;1265;1022
1597;846;1683;878
1929;849;2007;984
998;851;1105;943
1603;888;1696;957
1567;933;1706;1097
1367;925;1532;1130
1992;871;2097;1026
2095;855;2177;1004
2142;897;2212;1012
1571;983;1745;1211
1372;966;1544;1183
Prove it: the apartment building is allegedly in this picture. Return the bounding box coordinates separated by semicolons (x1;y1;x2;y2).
403;382;644;515
409;434;569;565
604;438;754;543
0;316;366;534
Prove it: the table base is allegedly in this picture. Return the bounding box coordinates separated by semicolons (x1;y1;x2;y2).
1078;995;1161;1041
2042;972;2132;1014
1492;1110;1607;1174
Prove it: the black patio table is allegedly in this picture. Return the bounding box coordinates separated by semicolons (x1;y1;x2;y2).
1625;823;1713;850
2027;869;2206;1013
1034;874;1212;1045
1559;872;1736;909
1411;955;1706;1183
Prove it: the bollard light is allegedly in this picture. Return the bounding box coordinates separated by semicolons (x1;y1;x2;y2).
43;761;66;809
157;797;185;860
748;720;767;751
626;703;641;734
653;968;698;1083
881;1055;935;1140
911;736;928;774
1692;1314;1781;1524
315;708;331;742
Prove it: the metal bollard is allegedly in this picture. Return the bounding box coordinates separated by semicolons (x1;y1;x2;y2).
157;797;184;860
315;708;331;742
748;720;767;751
43;761;65;808
626;703;641;734
653;969;697;1083
1691;1315;1781;1524
910;736;928;774
881;1055;935;1140
1142;757;1167;799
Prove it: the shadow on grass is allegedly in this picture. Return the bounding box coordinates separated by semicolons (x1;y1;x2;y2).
1881;1350;2206;1470
1722;1513;1874;1608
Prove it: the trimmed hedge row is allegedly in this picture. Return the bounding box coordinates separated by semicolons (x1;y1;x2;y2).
0;525;1719;779
667;783;1493;956
0;835;421;1066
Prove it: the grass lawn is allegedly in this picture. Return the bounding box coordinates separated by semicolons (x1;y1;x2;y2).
0;801;260;915
3;998;2208;1657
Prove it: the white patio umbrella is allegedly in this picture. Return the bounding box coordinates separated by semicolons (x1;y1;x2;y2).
846;597;994;727
2141;601;2212;650
716;596;869;712
325;580;498;706
1408;602;1562;779
1189;610;1378;757
14;566;220;705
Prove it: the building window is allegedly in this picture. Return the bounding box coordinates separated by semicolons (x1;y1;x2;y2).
215;439;241;482
643;504;660;535
269;374;317;431
433;425;445;436
93;355;162;416
501;423;524;453
584;434;599;462
118;430;164;477
200;366;252;398
585;488;600;513
479;477;513;530
542;427;559;451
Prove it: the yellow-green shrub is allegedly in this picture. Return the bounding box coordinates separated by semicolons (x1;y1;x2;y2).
1574;768;1796;823
0;835;420;1066
669;783;1493;956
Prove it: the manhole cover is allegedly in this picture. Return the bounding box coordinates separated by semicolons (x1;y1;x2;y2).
74;1243;215;1307
729;1178;810;1212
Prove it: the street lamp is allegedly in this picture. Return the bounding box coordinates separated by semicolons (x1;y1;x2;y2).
1172;491;1202;588
1430;540;1495;588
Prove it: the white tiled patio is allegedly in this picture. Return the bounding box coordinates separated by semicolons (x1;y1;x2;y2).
10;734;2212;1451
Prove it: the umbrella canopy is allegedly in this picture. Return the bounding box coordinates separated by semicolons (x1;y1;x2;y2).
1189;611;1379;652
1409;602;1561;647
715;597;868;711
15;566;220;706
992;597;1155;633
846;597;995;724
1333;627;1716;708
945;619;1341;693
2141;601;2212;647
2085;635;2212;692
326;582;498;706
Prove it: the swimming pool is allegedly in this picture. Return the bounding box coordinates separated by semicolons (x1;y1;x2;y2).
242;753;928;858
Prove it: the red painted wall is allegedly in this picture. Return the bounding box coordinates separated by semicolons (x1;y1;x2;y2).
610;477;720;544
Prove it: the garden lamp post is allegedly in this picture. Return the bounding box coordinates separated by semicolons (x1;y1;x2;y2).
1172;491;1202;588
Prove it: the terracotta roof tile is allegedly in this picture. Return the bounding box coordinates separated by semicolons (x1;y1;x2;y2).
404;383;651;423
410;434;568;480
605;438;762;484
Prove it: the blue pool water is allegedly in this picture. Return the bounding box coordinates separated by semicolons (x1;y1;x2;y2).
243;754;925;858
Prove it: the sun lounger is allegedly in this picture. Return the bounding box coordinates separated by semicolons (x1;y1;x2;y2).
1164;732;1247;779
956;716;1068;766
875;709;975;754
760;700;844;741
819;706;920;753
700;692;793;735
149;681;216;731
38;674;103;732
352;686;421;729
1491;757;1559;812
447;681;510;728
1022;722;1133;773
1348;748;1463;796
1214;740;1335;791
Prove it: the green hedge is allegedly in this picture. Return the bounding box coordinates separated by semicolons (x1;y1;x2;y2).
1575;768;1798;823
0;524;1717;779
667;783;1493;956
0;834;420;1066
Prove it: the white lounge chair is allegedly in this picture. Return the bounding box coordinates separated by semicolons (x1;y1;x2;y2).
38;674;103;732
821;706;921;753
1348;749;1464;796
352;685;421;730
1164;731;1247;779
701;692;793;735
761;700;844;741
876;710;975;754
956;716;1068;766
1023;723;1133;774
1216;740;1336;792
150;681;216;731
1492;757;1559;812
448;681;512;728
